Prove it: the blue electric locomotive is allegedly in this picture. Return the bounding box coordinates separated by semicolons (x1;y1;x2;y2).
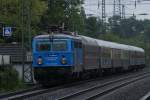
32;34;83;83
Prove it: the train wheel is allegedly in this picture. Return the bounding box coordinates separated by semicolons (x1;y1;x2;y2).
97;69;103;77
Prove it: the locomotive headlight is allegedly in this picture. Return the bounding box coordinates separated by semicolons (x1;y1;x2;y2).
61;56;67;65
38;57;43;65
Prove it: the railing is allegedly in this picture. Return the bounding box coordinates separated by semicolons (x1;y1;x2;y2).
0;52;33;65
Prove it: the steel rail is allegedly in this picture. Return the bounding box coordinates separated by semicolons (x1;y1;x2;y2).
0;85;42;98
0;78;103;100
58;72;150;100
86;74;150;100
1;69;149;100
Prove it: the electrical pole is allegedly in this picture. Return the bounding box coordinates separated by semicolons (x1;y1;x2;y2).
122;4;125;19
113;0;122;18
102;0;106;34
112;0;122;34
20;0;33;83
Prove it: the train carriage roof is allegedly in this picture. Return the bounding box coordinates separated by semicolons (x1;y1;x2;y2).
34;34;144;52
128;45;144;52
80;35;98;46
97;40;127;50
96;39;144;52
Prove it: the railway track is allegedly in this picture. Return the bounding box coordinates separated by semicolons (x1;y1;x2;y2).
0;83;73;100
0;78;102;100
58;72;150;100
0;85;43;99
1;69;150;100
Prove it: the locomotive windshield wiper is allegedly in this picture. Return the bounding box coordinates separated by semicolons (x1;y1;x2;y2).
49;32;54;43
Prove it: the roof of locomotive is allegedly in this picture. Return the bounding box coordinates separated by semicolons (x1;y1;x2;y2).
34;34;81;39
34;34;144;52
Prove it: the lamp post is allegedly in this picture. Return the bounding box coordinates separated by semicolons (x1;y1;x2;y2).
138;13;149;66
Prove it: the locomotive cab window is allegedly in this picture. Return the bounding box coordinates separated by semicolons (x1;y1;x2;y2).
36;41;51;51
36;40;68;51
52;40;67;51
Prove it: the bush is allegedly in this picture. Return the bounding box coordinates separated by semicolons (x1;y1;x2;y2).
0;67;24;92
0;39;5;43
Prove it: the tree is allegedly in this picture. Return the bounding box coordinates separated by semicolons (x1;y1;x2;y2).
40;0;85;33
120;17;144;37
0;0;47;42
108;16;121;36
108;16;144;38
84;17;101;38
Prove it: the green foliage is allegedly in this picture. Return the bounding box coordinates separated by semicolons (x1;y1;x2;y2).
99;33;121;42
40;0;85;33
120;18;144;37
84;17;102;38
108;16;121;35
99;31;145;48
143;20;150;41
0;38;5;43
0;0;19;25
0;67;25;92
108;16;144;38
0;0;85;41
0;0;47;42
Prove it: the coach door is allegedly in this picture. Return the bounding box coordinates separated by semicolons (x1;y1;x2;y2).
73;40;83;72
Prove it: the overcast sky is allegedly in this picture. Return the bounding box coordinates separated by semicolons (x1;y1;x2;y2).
83;0;150;20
